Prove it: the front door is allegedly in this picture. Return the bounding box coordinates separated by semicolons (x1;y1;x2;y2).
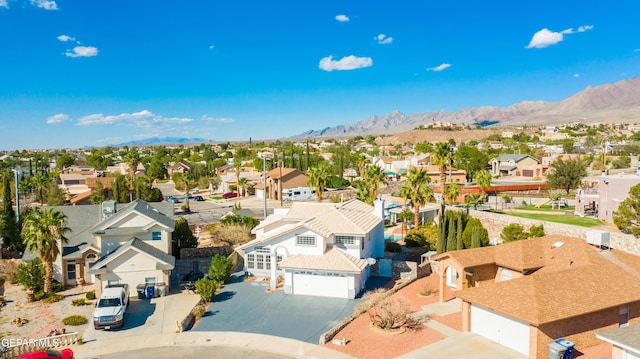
85;254;97;284
66;260;77;286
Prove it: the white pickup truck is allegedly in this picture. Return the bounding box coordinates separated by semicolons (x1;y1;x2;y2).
93;284;129;330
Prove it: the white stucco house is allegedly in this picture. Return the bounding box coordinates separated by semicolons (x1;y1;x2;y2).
23;199;175;297
237;198;385;299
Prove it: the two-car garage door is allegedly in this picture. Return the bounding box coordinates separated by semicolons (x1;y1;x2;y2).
471;304;530;356
292;271;349;298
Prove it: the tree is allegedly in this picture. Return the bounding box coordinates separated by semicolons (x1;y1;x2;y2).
547;158;588;195
208;254;233;284
45;180;66;206
398;167;433;228
456;214;463;250
528;224;545;238
464;193;483;210
90;181;106;204
307;165;330;203
55;153;75;170
363;165;388;201
195;277;219;303
21;207;70;295
356;288;410;331
0;172;21;251
613;183;640;236
123;149;141;190
454;145;489;182
432;142;452;231
31;174;49;206
500;223;528;243
461;218;489;248
475;171;492;200
444;183;460;206
446;213;456;252
232;156;243;196
172;218;197;258
15;258;45;292
238;177;251;197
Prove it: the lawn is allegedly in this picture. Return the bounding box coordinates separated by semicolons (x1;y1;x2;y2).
502;212;605;227
518;205;576;212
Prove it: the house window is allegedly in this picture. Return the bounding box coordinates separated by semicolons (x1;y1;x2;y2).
107;279;119;286
152;232;161;241
446;266;457;288
247;254;255;269
276;255;283;270
335;236;355;245
296;235;316;246
255;247;270;253
145;277;156;285
256;254;264;270
66;261;76;280
619;304;629;327
500;268;513;282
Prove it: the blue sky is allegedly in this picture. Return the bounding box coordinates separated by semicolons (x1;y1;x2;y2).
1;0;639;150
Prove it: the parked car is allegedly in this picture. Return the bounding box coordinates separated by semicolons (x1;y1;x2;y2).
165;196;180;203
93;284;129;330
194;195;205;201
222;192;238;199
17;349;74;359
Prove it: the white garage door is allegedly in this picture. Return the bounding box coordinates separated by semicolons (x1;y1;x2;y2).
292;271;349;298
471;304;530;356
628;351;640;359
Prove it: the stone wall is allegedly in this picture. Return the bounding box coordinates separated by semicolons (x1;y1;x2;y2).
468;209;640;255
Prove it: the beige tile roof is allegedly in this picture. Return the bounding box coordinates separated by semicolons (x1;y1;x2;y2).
278;247;368;273
450;235;640;326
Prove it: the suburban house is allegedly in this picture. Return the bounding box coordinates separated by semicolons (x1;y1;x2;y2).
411;165;466;184
254;168;309;201
432;234;640;358
237;198;385;299
576;173;640;222
167;161;194;178
23;199;175;297
596;325;640;359
490;154;540;177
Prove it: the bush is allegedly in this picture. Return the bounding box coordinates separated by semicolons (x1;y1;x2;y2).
51;279;65;293
43;293;64;303
384;241;402;253
461;218;490;248
14;259;45;292
500;223;528;243
358;288;409;330
208;255;233;284
72;298;90;306
85;290;96;300
195;278;219;303
62;315;86;326
192;304;206;319
404;224;439;249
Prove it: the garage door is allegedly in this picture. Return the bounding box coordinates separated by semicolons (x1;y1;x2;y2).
471;304;530;356
292;271;349;298
628;351;640;359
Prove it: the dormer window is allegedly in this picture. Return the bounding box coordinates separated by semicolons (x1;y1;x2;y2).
152;232;161;241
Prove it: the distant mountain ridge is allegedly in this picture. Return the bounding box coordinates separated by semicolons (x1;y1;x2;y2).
294;76;640;138
113;137;209;146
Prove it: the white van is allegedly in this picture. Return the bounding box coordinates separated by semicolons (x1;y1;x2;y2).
283;187;316;201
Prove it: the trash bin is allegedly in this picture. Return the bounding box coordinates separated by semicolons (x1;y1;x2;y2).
555;339;575;359
136;284;146;299
548;342;567;359
156;282;166;297
145;285;155;299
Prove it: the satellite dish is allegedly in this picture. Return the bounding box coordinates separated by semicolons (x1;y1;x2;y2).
366;258;377;265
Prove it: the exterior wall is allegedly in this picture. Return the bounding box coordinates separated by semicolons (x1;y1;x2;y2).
369;222;385;258
100;249;165;296
468;263;497;286
99;229;170;256
437;257;463;303
531;301;640;359
332;236;364;259
598;175;640;223
462;300;471;331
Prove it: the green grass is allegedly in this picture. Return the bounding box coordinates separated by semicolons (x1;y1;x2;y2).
156;179;169;184
518;205;576;212
503;212;604;227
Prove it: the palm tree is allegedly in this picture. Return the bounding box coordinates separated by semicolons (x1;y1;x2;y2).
238;177;250;197
432;142;452;227
465;193;483;210
398;167;433;228
233;156;243;196
364;165;388;200
307;165;330;202
398;207;413;241
475;170;492;201
444;183;460;206
123;149;141;190
31;174;50;206
22;208;70;295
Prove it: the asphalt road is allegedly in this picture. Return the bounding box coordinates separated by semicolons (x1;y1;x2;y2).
86;346;295;359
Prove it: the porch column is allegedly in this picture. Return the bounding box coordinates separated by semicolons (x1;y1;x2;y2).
269;252;277;289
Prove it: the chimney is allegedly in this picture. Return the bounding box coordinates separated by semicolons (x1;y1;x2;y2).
101;200;117;220
373;195;385;219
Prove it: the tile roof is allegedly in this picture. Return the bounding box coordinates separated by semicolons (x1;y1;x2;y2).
278;247;368;273
446;235;640;326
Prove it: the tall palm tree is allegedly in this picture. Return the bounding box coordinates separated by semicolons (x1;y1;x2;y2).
445;183;460;206
307;165;330;202
233;156;243;196
31;174;49;206
398;167;433;228
475;170;492;201
364;165;388;201
123;149;141;190
432;142;452;226
238;177;250;197
22;208;70;295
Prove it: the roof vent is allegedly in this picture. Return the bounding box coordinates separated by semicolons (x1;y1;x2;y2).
552;241;565;248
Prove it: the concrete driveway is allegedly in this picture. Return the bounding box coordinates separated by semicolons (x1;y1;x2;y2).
194;274;364;344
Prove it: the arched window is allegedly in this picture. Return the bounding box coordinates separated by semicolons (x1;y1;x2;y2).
446;266;457;288
86;253;97;260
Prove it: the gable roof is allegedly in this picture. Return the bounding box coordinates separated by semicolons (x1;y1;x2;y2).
88;237;175;274
596;325;640;354
492;154;539;164
278;247;368;273
445;235;640;326
91;199;174;233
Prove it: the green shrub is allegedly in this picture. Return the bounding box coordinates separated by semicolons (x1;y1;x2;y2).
384;241;402;253
208;254;233;284
195;278;219;303
51;279;65;293
43;293;64;303
193;304;206;319
62;315;86;326
72;298;90;306
15;258;45;292
85;290;96;300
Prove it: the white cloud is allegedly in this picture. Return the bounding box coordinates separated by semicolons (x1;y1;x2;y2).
0;0;8;9
30;0;57;10
375;34;393;45
574;73;580;78
427;63;451;72
634;49;640;53
46;114;70;124
65;46;98;58
57;35;75;42
209;45;215;49
335;14;349;22
77;110;193;127
202;116;234;123
526;25;594;49
318;55;373;72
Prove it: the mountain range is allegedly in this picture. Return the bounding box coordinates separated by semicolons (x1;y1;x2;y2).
294;76;640;138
